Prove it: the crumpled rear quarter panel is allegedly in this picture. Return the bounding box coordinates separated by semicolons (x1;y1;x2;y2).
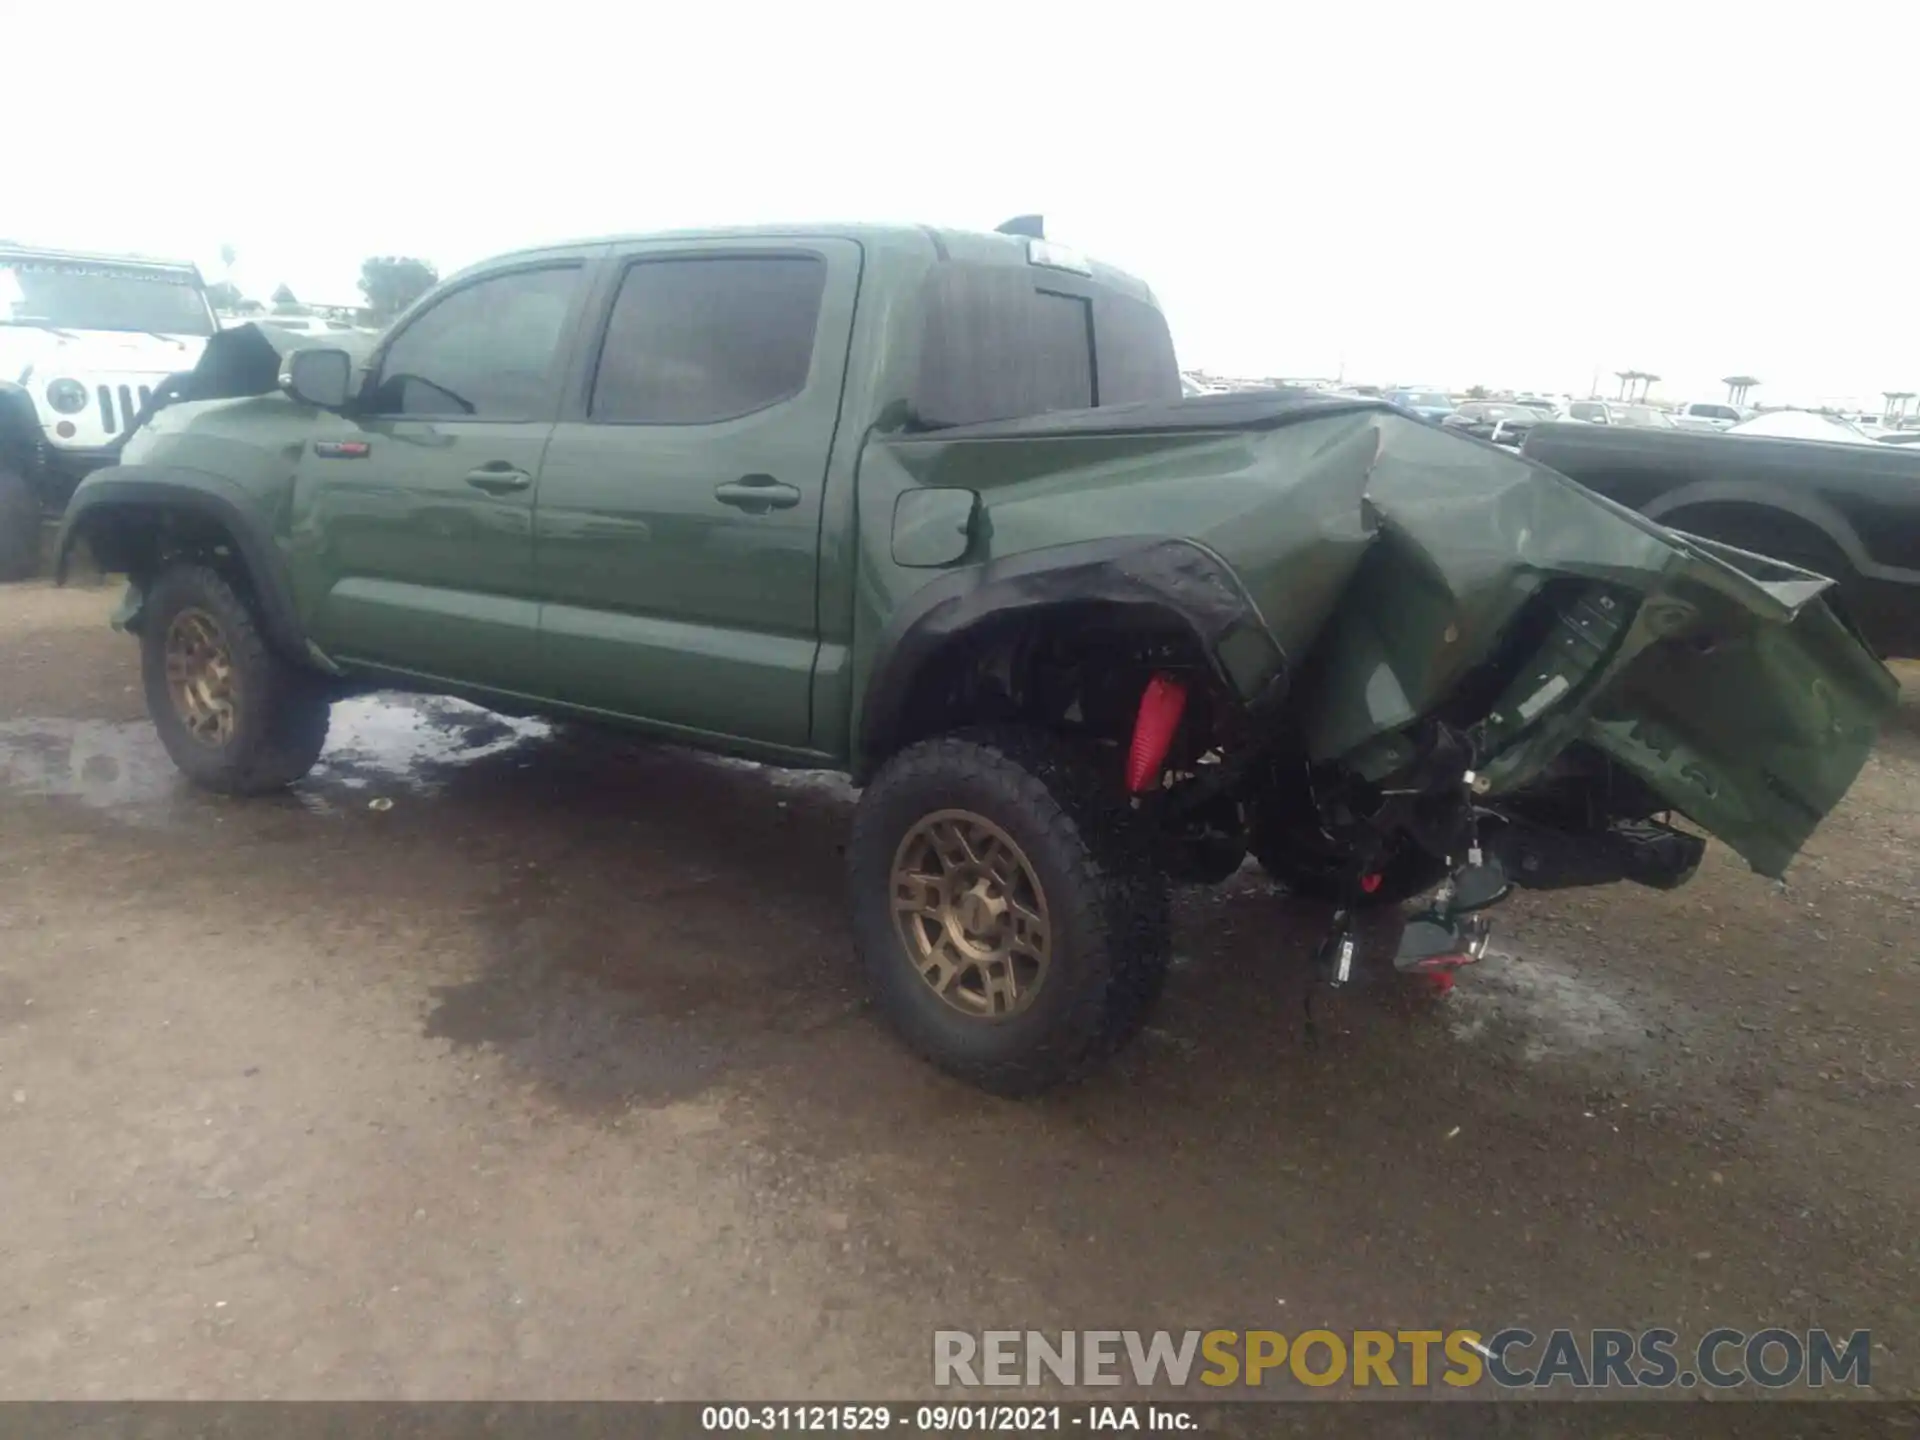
867;395;1898;876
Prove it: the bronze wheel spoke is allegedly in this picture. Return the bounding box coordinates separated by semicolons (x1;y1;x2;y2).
928;819;976;870
980;958;1020;1015
920;942;963;997
890;809;1052;1020
164;608;240;751
1007;900;1049;961
893;871;944;920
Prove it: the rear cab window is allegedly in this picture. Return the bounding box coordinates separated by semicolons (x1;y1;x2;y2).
912;245;1181;428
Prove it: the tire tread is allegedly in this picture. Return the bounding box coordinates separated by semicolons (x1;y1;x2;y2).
142;563;330;794
849;727;1170;1095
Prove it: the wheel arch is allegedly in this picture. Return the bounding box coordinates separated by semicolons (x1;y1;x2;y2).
1642;480;1867;576
54;468;309;661
852;537;1286;783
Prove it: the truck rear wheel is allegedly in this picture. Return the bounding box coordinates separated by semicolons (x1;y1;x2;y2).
848;728;1171;1096
140;563;332;794
0;463;39;582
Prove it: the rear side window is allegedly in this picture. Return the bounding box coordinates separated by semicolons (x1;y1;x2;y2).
369;264;580;419
916;264;1179;427
591;255;827;425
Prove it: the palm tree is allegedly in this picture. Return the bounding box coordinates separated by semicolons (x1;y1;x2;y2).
1722;375;1760;406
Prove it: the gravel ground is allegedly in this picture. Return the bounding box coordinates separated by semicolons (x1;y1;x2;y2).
0;580;1914;1401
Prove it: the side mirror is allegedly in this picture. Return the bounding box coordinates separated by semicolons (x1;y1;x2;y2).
278;347;355;409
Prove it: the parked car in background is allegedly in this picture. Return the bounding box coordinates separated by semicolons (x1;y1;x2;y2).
1671;400;1744;431
254;314;369;338
1559;401;1676;430
1522;417;1920;657
1726;409;1881;445
1441;401;1542;448
1560;400;1619;424
1385;387;1456;422
0;244;219;579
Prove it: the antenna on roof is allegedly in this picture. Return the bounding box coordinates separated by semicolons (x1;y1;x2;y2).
994;215;1046;239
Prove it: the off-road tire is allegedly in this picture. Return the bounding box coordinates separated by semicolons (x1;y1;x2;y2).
141;563;332;794
0;462;39;582
849;728;1172;1096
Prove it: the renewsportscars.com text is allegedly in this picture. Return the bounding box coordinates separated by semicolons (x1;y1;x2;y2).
933;1328;1871;1391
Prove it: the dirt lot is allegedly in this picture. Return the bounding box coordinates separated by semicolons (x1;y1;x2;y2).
0;580;1915;1401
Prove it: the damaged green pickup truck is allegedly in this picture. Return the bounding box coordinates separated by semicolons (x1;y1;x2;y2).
56;220;1897;1094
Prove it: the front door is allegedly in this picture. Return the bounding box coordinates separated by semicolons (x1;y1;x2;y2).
531;238;861;749
289;258;593;695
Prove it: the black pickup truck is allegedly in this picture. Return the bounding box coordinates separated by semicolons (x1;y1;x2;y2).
1522;422;1920;658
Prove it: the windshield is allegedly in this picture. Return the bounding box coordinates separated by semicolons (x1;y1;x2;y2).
1399;391;1452;410
1481;405;1536;422
0;259;216;337
1619;406;1675;428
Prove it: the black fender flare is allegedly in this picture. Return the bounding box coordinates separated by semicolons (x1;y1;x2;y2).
1639;478;1877;578
54;468;309;660
853;536;1286;782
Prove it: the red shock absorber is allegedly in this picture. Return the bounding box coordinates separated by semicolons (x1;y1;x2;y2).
1126;673;1189;793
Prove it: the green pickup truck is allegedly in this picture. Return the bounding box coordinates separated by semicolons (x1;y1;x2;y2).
56;220;1897;1094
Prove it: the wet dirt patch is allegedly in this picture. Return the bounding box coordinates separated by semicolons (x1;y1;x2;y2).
1446;947;1673;1067
403;725;868;1116
307;695;554;802
0;717;190;820
0;694;558;823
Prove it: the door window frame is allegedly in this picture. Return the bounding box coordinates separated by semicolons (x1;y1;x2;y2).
561;243;843;428
357;256;597;425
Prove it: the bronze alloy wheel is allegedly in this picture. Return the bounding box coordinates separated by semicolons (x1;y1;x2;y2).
164;607;239;747
890;809;1052;1018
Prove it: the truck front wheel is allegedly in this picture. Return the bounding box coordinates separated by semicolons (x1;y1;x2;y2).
140;563;332;794
848;728;1171;1096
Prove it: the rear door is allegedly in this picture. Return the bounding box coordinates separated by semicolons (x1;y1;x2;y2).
291;255;596;693
530;237;861;749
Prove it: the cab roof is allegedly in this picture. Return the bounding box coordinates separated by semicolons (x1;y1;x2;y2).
471;222;1159;304
0;243;201;273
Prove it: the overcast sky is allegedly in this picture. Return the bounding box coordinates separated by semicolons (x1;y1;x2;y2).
9;1;1912;407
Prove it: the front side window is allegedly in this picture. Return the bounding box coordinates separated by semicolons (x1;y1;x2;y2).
367;265;580;419
590;255;826;425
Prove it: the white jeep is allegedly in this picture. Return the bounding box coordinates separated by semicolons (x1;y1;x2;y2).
0;245;218;579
